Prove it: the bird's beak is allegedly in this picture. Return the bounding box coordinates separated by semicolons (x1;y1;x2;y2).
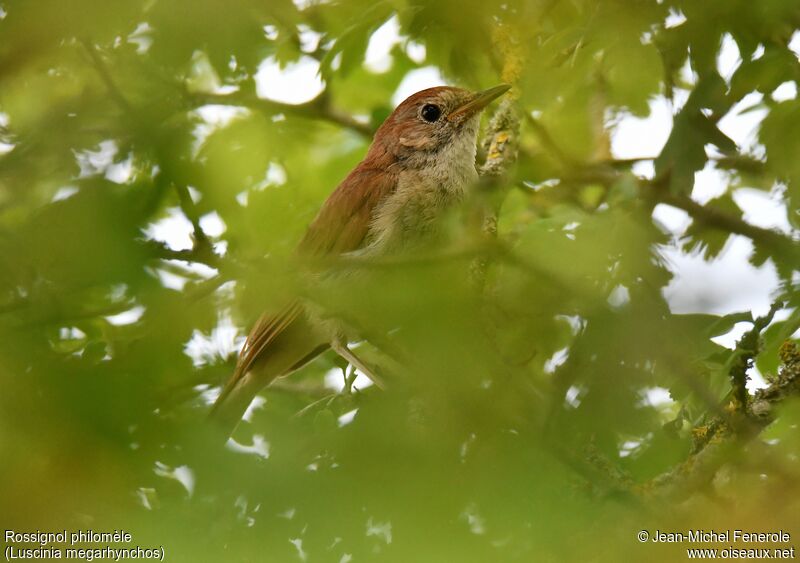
447;84;511;122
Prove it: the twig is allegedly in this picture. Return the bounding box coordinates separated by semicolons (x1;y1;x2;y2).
144;240;220;268
292;392;339;419
656;190;800;261
173;183;209;246
184;274;232;302
343;364;358;394
15;300;136;328
79;39;134;114
189;89;374;138
309;240;501;270
525;113;574;166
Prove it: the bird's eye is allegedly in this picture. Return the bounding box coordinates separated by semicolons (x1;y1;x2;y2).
420;104;441;123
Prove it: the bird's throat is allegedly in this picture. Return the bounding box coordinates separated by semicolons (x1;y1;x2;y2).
365;123;481;253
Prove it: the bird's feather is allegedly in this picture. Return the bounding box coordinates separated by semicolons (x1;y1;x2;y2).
212;164;398;414
298;164;398;256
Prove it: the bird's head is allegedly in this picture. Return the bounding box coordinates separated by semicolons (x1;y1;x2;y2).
368;84;510;170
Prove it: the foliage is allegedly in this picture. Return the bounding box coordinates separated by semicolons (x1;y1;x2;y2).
1;0;799;561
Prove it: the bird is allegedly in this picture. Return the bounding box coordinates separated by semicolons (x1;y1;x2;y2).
210;84;511;436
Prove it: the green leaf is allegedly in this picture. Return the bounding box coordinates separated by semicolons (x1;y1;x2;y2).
655;76;735;195
319;2;394;79
683;194;742;259
756;310;800;378
730;46;800;102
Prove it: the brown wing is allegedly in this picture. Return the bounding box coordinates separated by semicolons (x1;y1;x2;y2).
297;166;398;256
216;165;398;405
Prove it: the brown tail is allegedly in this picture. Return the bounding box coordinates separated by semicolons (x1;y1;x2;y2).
208;304;328;438
208;370;264;438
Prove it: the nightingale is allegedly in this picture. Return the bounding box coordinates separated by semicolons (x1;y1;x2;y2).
210;84;511;435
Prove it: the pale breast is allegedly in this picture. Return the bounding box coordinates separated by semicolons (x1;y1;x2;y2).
366;164;476;253
365;115;480;253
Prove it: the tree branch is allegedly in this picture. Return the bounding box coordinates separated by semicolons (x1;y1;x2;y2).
727;302;781;412
656;190;800;261
644;316;800;502
189;89;374;138
517;110;798;261
470;96;522;288
144;240;221;268
520;157;800;264
79;38;134;115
